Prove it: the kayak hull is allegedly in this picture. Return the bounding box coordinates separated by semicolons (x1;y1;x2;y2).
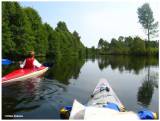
87;79;124;110
2;66;48;84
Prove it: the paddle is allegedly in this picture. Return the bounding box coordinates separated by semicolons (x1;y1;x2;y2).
2;58;53;67
2;59;13;65
43;62;54;67
17;61;54;67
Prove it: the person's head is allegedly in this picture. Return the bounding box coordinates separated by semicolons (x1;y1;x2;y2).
28;51;35;58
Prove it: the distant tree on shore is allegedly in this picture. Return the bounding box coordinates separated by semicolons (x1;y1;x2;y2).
137;3;159;41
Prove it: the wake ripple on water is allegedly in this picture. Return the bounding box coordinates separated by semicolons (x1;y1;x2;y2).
2;77;68;117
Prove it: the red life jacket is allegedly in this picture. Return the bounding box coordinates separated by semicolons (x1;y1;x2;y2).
24;57;35;69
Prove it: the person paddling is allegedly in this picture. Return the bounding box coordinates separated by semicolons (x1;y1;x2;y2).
19;51;42;69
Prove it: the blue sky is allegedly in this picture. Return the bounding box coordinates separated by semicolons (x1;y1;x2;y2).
20;1;159;48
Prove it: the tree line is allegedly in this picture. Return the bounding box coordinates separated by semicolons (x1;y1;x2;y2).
87;3;159;57
95;36;159;56
2;2;159;59
2;2;86;58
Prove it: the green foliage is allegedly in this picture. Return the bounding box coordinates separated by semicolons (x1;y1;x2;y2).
2;2;85;58
24;7;48;56
137;3;159;41
53;21;85;57
44;23;55;55
110;38;124;54
2;2;15;57
130;37;146;55
98;38;109;54
3;2;158;58
2;2;35;56
95;36;158;56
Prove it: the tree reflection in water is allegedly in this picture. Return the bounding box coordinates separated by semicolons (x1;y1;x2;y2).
2;55;158;119
45;56;85;84
97;55;158;74
137;71;158;107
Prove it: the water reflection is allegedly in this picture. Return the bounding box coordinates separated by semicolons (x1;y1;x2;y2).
2;78;67;119
97;55;158;74
46;56;85;84
2;79;41;119
3;56;158;81
137;71;158;107
2;55;158;119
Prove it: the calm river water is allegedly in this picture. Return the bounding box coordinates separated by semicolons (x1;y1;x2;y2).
2;55;159;119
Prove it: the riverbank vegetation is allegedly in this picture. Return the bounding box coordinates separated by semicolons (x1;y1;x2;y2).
2;2;85;58
2;2;159;59
95;36;159;56
87;3;159;57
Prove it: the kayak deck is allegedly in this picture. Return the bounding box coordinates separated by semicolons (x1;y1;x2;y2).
2;66;48;84
87;79;124;110
60;79;126;119
61;79;156;120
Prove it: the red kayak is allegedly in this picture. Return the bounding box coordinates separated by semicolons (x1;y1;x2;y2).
2;66;48;84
